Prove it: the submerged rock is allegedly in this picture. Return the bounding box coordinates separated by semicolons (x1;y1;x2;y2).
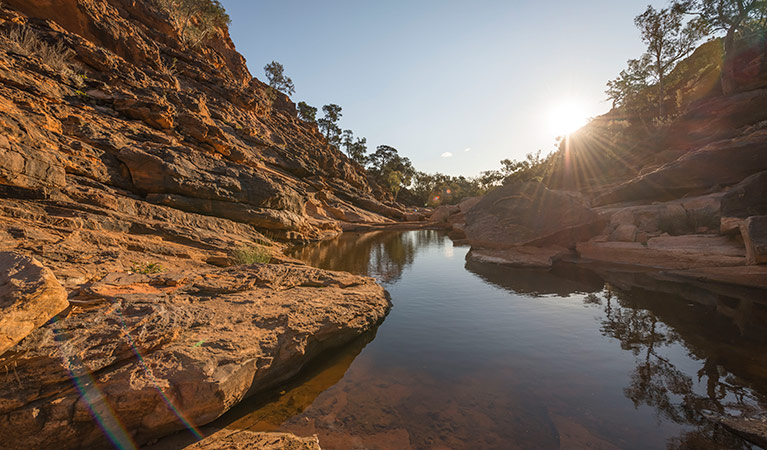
466;246;571;268
0;263;390;449
0;251;68;356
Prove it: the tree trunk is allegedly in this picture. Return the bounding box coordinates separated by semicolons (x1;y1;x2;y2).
658;71;665;119
722;27;738;95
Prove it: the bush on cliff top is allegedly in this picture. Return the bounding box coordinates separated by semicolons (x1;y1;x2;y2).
155;0;230;47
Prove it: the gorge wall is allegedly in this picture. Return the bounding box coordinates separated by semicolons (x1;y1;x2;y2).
0;1;397;448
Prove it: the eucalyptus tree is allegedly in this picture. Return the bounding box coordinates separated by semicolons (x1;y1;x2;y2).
317;104;343;147
341;130;368;165
634;5;706;117
297;101;317;122
263;61;295;95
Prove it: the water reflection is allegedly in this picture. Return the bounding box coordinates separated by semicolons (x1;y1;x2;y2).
214;330;378;432
287;230;444;283
220;231;767;449
472;260;767;449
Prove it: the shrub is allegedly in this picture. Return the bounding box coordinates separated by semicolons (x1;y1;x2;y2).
155;0;230;47
233;246;271;265
131;262;164;274
2;26;79;79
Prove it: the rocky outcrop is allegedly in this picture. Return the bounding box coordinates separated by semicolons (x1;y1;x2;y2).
186;430;322;450
0;251;68;355
0;263;390;449
464;182;603;249
0;0;404;246
0;2;403;448
576;235;746;269
592;129;767;207
742;216;767;265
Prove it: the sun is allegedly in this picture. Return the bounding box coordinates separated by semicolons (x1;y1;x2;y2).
548;100;589;136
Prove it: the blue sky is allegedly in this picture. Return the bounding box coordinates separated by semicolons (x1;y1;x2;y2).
223;0;658;176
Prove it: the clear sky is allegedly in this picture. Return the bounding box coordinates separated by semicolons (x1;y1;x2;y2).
222;0;660;177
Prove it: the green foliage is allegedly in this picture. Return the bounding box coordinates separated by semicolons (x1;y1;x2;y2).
155;0;230;47
131;262;164;274
263;61;295;95
233;246;271;265
366;145;415;200
341;130;368;165
317;104;343;147
297;101;317;122
499;150;554;185
633;5;706;117
409;172;484;206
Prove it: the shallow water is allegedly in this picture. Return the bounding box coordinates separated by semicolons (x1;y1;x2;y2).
216;230;767;449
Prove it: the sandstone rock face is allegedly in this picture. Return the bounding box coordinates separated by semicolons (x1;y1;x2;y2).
0;252;68;355
721;171;767;233
600;193;723;242
742;216;767;265
576;235;745;269
465;182;603;249
457;196;481;213
429;204;460;223
0;0;403;247
592;130;767;206
187;430;322;450
0;263;390;450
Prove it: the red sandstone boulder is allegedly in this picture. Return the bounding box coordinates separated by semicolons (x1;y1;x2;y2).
465;182;604;249
0;251;68;356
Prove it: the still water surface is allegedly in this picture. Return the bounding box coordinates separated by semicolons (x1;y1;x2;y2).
216;230;767;449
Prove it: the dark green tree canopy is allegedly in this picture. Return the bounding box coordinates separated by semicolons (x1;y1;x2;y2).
297;101;317;122
366;145;415;200
317;104;343;147
263;61;296;95
342;130;368;165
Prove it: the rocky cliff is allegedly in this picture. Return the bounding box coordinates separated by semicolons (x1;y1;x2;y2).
0;1;396;448
450;40;767;289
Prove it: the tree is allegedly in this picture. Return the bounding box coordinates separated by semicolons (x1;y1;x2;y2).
155;0;230;47
366;145;415;200
263;61;295;95
606;55;652;108
317;104;343;147
634;5;706;117
674;0;767;94
499;150;554;185
297;101;317;122
341;130;368;164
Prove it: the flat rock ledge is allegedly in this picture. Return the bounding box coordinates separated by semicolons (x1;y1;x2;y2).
0;263;390;450
186;429;321;450
0;251;68;356
466;246;572;268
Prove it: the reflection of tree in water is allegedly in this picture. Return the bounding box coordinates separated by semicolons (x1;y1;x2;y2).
589;287;767;449
288;230;444;283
